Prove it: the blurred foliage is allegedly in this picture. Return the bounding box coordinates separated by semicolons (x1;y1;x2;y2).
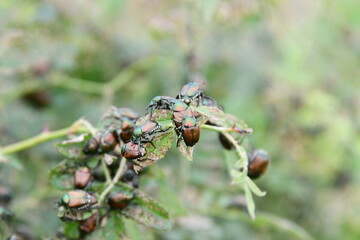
0;0;359;239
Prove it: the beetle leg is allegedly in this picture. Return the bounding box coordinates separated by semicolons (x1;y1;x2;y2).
176;131;183;147
136;157;157;162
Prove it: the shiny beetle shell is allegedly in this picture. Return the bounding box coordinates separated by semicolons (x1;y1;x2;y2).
132;121;160;139
120;118;135;142
74;167;91;189
78;212;98;233
107;191;135;209
181;117;200;147
99;131;118;153
83;135;101;154
59;190;96;210
146;96;176;112
218;133;234;150
121;142;147;160
177;82;202;105
248;149;269;179
172;100;189;112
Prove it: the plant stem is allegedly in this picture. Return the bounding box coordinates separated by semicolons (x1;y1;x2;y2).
101;157;112;184
201;124;252;134
0;119;92;156
202;124;249;174
99;157;127;205
49;74;105;95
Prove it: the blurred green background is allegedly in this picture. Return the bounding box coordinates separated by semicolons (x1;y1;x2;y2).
1;0;359;239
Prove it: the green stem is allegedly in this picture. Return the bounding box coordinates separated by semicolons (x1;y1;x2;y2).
0;81;47;109
0;119;92;156
0;56;165;108
99;157;127;205
202;124;249;174
101;157;112;184
49;74;105;95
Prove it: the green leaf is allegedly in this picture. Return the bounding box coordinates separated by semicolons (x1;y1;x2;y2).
63;222;80;239
122;188;172;230
56;133;92;159
87;155;101;168
230;169;246;185
158;185;187;217
100;212;128;240
49;160;75;190
245;176;266;197
124;218;143;240
195;105;225;126
132;120;174;173
244;184;256;219
58;208;97;221
222;113;249;129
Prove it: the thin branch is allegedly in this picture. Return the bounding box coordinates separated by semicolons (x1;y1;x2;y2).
49;74;105;95
101;156;112;184
98;157;127;205
0;56;166;109
201;124;253;134
0;119;92;156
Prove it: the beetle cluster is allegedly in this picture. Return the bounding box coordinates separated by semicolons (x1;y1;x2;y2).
52;107;143;238
50;81;269;238
121;82;222;170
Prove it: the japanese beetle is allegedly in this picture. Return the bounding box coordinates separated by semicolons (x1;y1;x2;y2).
132;120;170;145
57;190;97;221
74;167;91;189
78;212;98;234
107;191;135;209
83;134;101;154
176;116;200;147
121;167;139;188
201;95;220;108
99;130;119;153
58;190;97;211
146;96;177;116
120;117;135;143
248;149;269;179
121;142;147;161
176;82;203;105
218;133;234;150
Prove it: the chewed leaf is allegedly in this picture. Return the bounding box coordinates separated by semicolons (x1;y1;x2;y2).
245;176;266;197
177;140;194;161
101;212;128;240
49;160;75;190
195;106;225;126
133;189;171;220
137;110;172;125
56;133;92;159
132;122;174;173
115;183;172;230
49;173;74;190
122;188;172;230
